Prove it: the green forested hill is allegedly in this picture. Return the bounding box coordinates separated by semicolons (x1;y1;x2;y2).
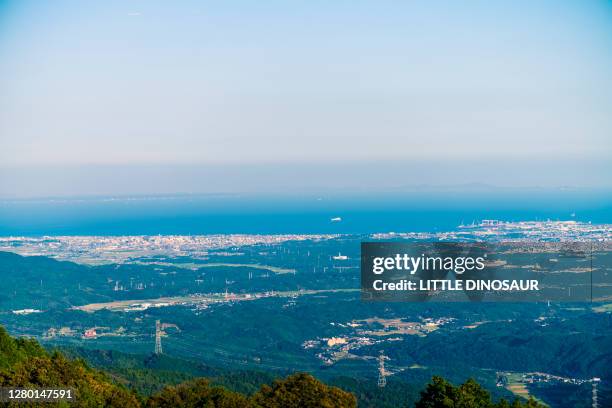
0;326;355;407
0;252;108;310
59;346;279;396
1;250;606;407
0;325;546;408
415;376;543;408
0;326;140;407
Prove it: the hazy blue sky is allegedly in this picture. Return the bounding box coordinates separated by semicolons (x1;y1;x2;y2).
0;1;611;196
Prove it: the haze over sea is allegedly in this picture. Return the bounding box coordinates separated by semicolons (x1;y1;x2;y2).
1;190;610;236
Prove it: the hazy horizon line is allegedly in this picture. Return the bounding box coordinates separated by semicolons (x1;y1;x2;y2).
1;159;611;199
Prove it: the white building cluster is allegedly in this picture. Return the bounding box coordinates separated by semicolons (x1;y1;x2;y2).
373;220;611;243
0;234;338;265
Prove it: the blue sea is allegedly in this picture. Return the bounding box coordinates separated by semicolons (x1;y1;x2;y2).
0;190;610;236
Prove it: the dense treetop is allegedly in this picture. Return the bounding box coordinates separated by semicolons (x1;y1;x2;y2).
416;376;544;408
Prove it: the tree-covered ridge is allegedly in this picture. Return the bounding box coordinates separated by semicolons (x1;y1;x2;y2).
0;326;140;407
146;374;357;408
0;326;355;407
416;376;544;408
0;326;545;408
251;373;356;408
122;374;547;408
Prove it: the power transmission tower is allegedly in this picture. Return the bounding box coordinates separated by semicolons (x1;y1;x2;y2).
377;351;388;388
592;377;600;408
155;320;180;355
155;320;162;354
